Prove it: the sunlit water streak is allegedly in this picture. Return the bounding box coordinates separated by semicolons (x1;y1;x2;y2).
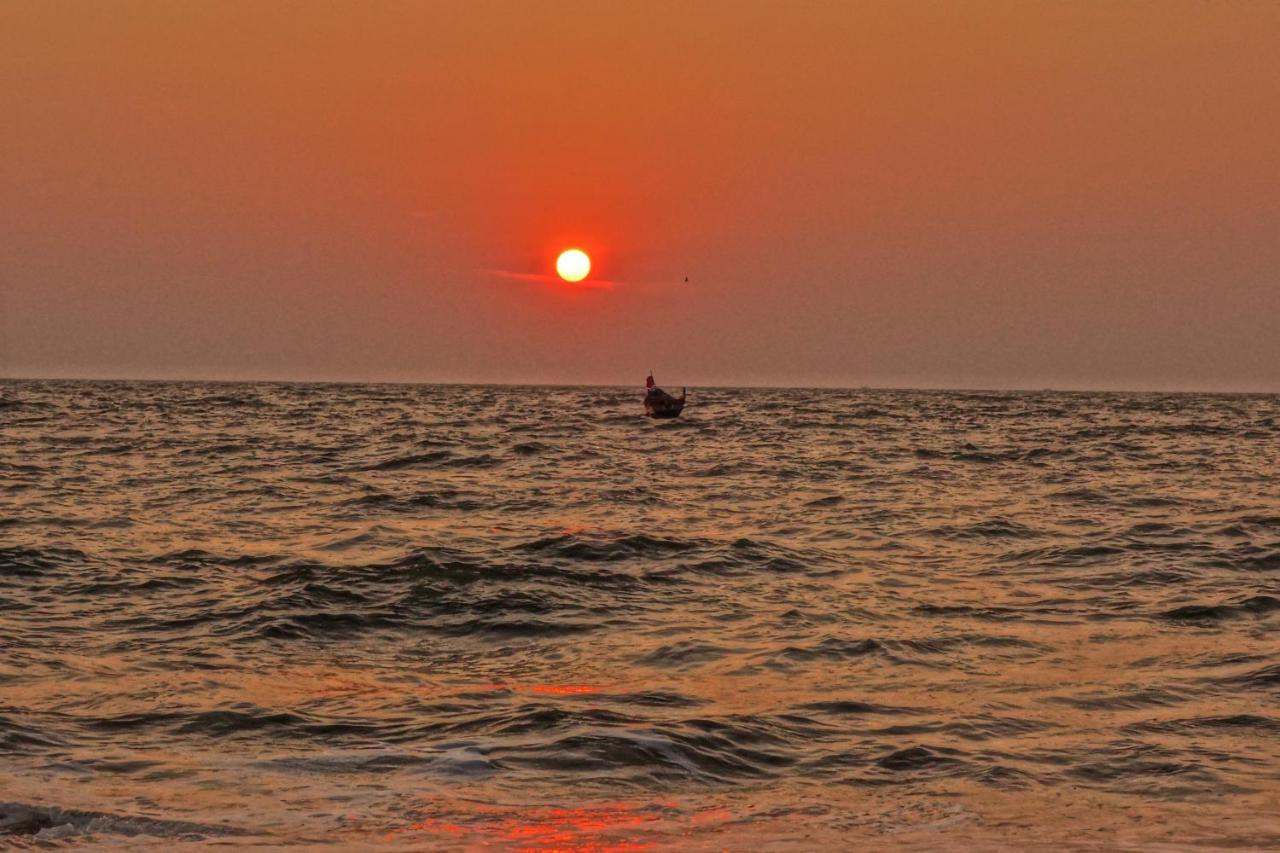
1;381;1278;849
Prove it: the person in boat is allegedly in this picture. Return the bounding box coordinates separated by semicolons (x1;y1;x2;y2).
645;371;665;399
646;373;662;398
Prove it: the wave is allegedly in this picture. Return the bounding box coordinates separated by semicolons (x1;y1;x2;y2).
1160;595;1280;623
0;802;254;840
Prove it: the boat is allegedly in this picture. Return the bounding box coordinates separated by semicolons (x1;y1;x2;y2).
644;374;686;418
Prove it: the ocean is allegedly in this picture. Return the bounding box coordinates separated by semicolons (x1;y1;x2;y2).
2;380;1278;849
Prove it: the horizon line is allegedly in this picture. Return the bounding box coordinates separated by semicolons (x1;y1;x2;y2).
3;373;1278;397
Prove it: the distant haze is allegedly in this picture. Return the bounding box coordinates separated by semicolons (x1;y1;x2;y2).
2;1;1278;391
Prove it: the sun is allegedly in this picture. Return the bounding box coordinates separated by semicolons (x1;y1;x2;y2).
555;249;591;282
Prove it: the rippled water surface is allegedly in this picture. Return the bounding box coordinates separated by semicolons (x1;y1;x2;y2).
2;381;1278;849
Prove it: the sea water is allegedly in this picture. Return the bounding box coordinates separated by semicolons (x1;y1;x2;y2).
2;381;1278;848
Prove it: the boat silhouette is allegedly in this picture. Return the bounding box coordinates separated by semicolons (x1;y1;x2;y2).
644;373;686;418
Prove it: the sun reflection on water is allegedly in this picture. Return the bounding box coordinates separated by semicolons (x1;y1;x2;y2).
383;801;669;851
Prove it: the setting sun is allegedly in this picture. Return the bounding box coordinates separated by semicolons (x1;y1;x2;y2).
555;249;591;282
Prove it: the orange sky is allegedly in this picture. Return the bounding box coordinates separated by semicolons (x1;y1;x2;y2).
2;1;1278;389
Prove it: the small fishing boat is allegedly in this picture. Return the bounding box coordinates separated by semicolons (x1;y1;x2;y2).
644;374;686;418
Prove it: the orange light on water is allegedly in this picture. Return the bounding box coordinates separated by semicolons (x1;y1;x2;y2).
384;803;659;851
528;684;601;695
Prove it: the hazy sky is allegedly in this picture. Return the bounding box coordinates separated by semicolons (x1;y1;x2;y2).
3;1;1278;390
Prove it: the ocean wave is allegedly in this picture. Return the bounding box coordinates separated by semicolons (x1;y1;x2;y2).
1159;595;1280;623
0;802;254;841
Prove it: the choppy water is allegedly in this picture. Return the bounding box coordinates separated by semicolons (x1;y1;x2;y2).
2;380;1278;849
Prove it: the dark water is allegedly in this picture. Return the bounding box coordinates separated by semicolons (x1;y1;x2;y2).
2;381;1278;849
